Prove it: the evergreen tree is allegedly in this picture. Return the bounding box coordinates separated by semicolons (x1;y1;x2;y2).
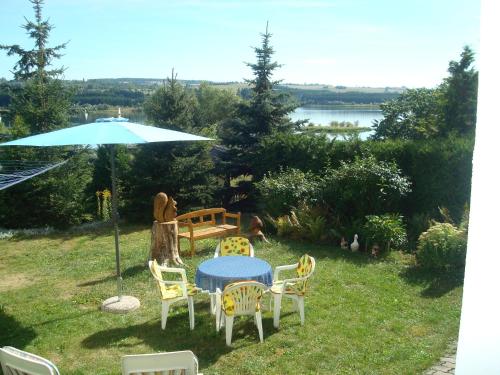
372;46;478;140
217;24;298;207
124;72;216;222
143;70;198;132
0;0;92;228
441;45;478;136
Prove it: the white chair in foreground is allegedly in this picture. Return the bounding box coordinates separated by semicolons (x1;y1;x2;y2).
149;260;201;330
0;346;60;375
121;350;202;375
216;281;266;346
214;236;254;258
270;254;316;328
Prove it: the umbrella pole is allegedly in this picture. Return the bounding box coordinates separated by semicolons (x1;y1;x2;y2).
110;144;123;300
101;144;139;313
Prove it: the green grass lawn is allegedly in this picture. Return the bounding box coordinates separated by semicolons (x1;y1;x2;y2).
0;224;463;374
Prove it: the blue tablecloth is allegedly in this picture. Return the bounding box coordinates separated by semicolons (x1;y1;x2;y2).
195;256;273;293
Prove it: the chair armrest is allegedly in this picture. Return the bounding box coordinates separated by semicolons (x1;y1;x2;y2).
273;263;298;281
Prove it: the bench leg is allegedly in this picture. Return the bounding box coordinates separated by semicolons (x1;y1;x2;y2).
190;237;195;257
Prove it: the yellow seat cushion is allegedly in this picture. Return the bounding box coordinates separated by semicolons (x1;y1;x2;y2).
271;254;314;296
161;283;200;300
220;236;251;256
151;260;200;300
270;281;306;296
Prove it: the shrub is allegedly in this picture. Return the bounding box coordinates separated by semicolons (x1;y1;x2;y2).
367;136;473;221
416;222;467;270
363;214;407;252
406;213;432;250
255;168;320;216
266;204;328;243
255;134;472;225
293;204;328;242
320;156;411;222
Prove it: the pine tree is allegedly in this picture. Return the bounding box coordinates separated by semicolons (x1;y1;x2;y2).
441;45;478;136
124;71;216;222
0;0;92;229
217;24;298;207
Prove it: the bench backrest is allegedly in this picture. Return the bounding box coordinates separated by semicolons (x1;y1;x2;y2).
176;208;226;227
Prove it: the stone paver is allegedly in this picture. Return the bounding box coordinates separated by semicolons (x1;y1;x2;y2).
423;341;457;374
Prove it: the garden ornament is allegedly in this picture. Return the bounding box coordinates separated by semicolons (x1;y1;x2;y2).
351;234;359;252
248;215;270;243
340;237;348;250
153;192;177;222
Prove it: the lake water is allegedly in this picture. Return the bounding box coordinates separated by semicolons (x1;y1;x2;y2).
290;107;383;127
72;107;383;140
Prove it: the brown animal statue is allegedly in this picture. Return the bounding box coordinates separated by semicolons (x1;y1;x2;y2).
153;192;178;222
248;215;270;244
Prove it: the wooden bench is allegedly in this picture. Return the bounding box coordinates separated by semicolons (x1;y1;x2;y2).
176;208;241;256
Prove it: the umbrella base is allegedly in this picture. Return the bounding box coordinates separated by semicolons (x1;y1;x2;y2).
101;295;140;313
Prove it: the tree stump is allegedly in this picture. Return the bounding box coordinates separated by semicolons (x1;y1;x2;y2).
150;220;183;265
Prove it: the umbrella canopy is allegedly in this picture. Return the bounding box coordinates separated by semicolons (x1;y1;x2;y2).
0;117;212;311
0;117;210;146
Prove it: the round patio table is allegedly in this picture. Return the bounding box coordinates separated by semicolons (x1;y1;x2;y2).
195;256;273;293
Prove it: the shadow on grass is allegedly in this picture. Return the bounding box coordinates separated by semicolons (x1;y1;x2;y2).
0;307;37;348
78;265;147;287
81;306;277;368
400;266;464;298
8;222;149;243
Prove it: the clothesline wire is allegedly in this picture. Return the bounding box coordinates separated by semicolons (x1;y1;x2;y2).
0;159;68;190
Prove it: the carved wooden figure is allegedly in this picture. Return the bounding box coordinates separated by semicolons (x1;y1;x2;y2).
150;193;183;265
248;215;270;244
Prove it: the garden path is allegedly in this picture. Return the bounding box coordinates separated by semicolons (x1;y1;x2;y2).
424;341;457;375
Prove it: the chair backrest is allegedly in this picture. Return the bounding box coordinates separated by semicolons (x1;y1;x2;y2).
149;259;169;300
215;236;254;257
0;346;60;375
295;254;316;294
121;351;200;375
222;281;266;316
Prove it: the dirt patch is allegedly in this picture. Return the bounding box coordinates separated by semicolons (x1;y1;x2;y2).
0;273;32;292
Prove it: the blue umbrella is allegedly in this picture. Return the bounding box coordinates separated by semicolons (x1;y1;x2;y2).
0;117;212;311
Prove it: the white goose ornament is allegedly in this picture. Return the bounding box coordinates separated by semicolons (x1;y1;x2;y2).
351;234;359;252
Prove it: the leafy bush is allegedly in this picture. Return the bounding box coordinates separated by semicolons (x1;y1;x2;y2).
320;156;411;222
293;204;328;241
255;134;472;225
406;213;432;250
416;222;467;270
266;204;328;243
367;136;473;222
255;168;320;216
363;214;407;252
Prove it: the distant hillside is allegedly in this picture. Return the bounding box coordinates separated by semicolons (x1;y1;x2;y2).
0;78;405;108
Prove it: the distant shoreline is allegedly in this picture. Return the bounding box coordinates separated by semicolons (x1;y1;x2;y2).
300;103;381;110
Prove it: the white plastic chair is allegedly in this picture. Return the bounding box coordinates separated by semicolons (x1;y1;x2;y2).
121;350;202;375
214;236;254;258
270;254;316;328
0;346;60;375
149;260;201;330
215;281;266;346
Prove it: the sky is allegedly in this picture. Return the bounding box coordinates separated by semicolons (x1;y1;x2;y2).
0;0;480;88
